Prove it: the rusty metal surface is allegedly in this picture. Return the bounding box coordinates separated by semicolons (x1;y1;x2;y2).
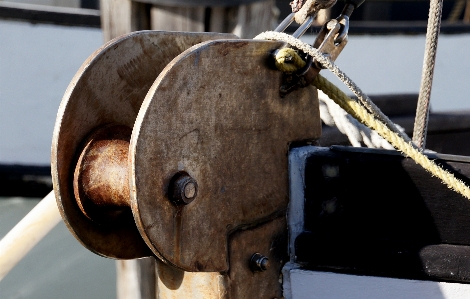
155;218;287;299
130;39;321;271
226;217;287;299
51;31;237;259
73;125;132;223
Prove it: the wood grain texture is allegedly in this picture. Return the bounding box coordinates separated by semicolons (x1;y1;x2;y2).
150;5;205;32
209;1;277;39
101;0;277;41
130;39;320;271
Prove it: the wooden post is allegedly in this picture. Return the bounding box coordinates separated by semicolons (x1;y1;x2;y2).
465;0;470;22
100;0;150;42
100;0;277;42
117;258;156;299
149;5;205;32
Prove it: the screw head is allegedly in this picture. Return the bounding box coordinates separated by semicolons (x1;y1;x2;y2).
250;253;269;272
171;173;198;206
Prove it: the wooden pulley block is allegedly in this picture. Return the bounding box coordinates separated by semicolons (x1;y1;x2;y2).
52;30;322;271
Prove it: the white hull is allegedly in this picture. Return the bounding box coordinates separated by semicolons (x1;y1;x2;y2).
2;19;470;165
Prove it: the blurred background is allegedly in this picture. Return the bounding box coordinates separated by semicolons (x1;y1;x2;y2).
1;0;470;298
3;0;470;21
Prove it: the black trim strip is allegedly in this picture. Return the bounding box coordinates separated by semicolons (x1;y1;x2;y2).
0;164;52;198
289;21;470;35
0;1;100;28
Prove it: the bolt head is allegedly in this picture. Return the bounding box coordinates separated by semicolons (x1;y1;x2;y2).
171;173;198;206
250;253;269;272
184;181;197;199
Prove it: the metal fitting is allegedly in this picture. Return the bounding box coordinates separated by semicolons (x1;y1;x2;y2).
250;253;269;272
171;173;198;206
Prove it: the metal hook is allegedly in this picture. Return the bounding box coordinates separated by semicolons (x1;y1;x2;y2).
334;15;350;45
274;12;296;33
274;12;315;39
293;16;315;39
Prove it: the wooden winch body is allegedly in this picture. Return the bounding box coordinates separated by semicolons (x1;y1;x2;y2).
51;30;320;298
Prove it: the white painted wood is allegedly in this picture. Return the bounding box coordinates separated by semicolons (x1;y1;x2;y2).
0;192;61;281
284;267;470;299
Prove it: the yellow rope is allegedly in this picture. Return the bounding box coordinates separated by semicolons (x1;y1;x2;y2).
313;74;470;200
257;31;414;145
265;34;470;200
274;48;306;73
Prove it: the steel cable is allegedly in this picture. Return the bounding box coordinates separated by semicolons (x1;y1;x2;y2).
412;0;444;149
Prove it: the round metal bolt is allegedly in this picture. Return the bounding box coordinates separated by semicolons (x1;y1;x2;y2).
171;173;198;206
326;19;338;30
184;182;197;199
250;253;269;272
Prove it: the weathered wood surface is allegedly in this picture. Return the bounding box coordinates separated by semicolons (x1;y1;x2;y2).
130;38;319;272
100;0;277;41
100;0;150;42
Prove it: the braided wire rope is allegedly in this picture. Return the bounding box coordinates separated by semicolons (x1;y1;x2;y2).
314;74;470;199
412;0;444;149
255;32;470;200
258;33;414;144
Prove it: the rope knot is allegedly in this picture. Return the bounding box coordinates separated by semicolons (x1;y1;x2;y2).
291;0;337;24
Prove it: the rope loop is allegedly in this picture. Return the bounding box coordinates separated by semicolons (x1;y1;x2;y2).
274;48;306;73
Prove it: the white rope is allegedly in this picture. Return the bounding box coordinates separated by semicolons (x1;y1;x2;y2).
0;191;61;281
319;90;396;149
255;31;414;145
412;0;443;149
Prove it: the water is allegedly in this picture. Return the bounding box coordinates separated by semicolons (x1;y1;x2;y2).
0;198;116;299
